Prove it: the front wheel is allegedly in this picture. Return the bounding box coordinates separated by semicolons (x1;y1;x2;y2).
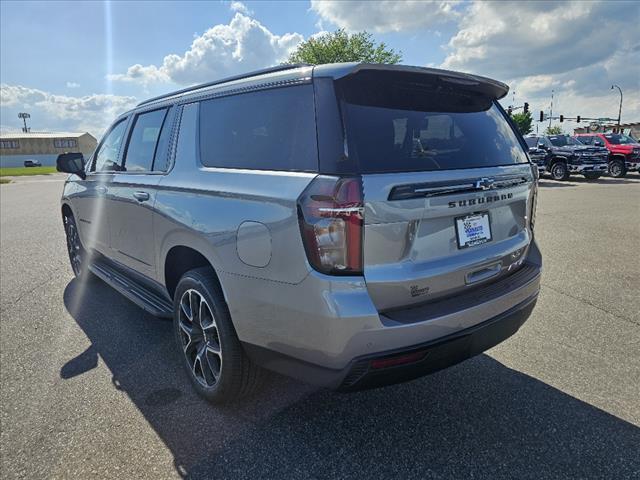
63;212;91;279
608;160;626;178
583;172;602;180
173;267;263;404
550;162;570;181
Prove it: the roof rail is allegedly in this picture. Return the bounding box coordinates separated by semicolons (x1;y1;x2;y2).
136;63;312;107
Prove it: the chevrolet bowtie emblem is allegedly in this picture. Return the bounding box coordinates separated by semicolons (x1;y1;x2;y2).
475;177;495;190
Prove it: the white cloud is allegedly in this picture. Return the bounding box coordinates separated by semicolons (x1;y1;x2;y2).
229;1;252;15
0;84;137;137
109;13;303;86
439;1;640;127
66;81;80;88
310;0;460;33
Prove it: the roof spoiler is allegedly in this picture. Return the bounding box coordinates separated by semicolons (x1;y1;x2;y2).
314;63;509;100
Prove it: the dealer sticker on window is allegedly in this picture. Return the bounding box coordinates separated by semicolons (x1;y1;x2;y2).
455;212;492;249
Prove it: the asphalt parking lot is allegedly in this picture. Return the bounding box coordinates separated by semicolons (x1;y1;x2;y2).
1;174;639;479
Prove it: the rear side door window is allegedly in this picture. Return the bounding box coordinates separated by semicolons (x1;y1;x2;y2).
123;108;169;172
92;119;128;172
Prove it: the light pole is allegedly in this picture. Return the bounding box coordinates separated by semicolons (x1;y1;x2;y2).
18;112;31;133
611;85;622;132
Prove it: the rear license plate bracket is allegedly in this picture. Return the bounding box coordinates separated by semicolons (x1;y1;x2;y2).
455;212;492;249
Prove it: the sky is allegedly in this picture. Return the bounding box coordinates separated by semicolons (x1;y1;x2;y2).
1;0;639;138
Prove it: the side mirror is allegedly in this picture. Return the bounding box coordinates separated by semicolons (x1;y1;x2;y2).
56;152;86;179
537;143;546;150
594;140;603;147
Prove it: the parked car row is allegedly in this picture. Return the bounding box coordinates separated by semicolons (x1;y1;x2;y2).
524;133;640;181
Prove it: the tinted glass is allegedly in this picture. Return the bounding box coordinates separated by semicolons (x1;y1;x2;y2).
93;119;128;172
124;108;168;172
524;137;539;147
575;136;592;145
603;133;635;145
343;102;527;173
337;74;527;173
548;135;581;147
199;85;317;171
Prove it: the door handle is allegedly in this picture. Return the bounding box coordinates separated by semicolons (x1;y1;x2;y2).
133;191;150;202
96;185;107;195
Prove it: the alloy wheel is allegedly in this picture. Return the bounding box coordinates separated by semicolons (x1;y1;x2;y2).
551;163;567;180
64;216;83;276
178;289;222;388
609;162;623;177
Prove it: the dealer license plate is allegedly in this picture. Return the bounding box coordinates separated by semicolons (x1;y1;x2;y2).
455;212;492;249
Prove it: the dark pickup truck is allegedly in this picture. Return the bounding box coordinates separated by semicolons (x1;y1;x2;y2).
524;135;609;181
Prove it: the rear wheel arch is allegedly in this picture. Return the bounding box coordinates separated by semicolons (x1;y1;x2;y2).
164;245;225;302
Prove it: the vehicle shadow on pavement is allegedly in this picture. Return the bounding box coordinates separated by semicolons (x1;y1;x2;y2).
569;176;640;185
62;279;640;480
537;180;578;188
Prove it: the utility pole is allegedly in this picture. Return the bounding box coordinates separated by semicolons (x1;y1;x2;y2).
611;85;622;132
18;112;31;133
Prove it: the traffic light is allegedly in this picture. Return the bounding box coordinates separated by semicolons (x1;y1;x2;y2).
560;115;564;122
507;106;513;115
524;102;529;113
539;111;544;122
577;115;581;123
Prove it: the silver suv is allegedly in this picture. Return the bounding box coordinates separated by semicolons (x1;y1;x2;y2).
57;63;541;403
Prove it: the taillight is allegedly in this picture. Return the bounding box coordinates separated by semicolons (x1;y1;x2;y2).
529;164;538;232
297;176;363;275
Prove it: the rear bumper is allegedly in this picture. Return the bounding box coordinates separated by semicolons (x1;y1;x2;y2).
243;292;537;390
236;241;541;388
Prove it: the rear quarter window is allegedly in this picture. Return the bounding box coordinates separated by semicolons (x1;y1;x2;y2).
198;85;318;172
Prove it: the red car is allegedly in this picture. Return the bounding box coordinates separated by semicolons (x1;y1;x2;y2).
574;133;640;178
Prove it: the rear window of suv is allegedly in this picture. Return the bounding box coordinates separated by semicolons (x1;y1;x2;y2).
335;72;528;173
199;85;317;172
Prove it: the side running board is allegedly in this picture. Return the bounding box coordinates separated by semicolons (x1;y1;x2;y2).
89;259;173;318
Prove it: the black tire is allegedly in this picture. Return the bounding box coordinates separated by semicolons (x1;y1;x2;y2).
63;212;92;279
583;172;602;180
173;267;263;403
608;159;626;178
550;161;570;181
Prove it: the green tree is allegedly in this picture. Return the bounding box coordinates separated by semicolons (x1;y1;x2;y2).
511;111;533;135
287;29;402;65
545;125;563;135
